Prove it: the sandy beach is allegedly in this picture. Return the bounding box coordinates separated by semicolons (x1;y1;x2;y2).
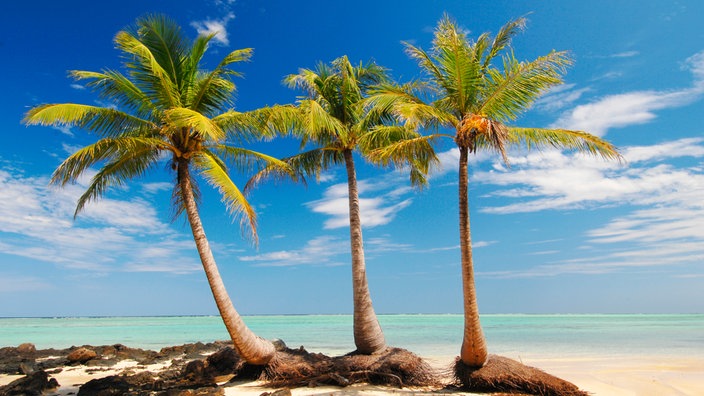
2;352;703;395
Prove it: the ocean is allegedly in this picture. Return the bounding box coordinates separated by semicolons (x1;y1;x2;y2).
1;314;702;360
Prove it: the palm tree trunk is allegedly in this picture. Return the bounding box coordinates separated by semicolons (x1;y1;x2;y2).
343;149;386;354
458;146;488;367
178;160;276;365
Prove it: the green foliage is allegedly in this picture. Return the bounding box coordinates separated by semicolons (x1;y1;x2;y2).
23;14;280;241
372;14;621;164
250;55;437;190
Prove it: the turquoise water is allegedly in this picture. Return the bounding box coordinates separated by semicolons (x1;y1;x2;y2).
1;314;702;359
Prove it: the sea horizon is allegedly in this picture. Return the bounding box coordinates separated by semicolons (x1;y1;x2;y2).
3;312;701;319
2;313;702;362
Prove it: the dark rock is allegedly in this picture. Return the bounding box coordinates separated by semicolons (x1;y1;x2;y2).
16;343;36;355
183;360;211;383
271;339;287;352
0;370;59;396
205;347;239;377
77;372;156;396
67;347;98;364
77;375;131;396
0;345;36;375
160;387;224;396
261;389;292;396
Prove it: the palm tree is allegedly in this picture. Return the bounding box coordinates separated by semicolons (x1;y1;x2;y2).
369;15;622;368
249;56;432;355
23;15;291;365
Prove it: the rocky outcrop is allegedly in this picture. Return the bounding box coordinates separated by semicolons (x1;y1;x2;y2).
0;370;59;396
67;347;98;364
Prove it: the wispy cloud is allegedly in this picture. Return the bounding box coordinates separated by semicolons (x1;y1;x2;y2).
0;168;201;274
306;175;414;229
52;125;74;137
610;50;640;58
535;84;592;112
70;84;85;90
476;138;704;214
552;50;704;136
239;235;349;267
473;138;704;278
191;13;235;46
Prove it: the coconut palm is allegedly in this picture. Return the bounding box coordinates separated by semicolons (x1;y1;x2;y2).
249;56;433;355
368;15;622;368
23;15;292;365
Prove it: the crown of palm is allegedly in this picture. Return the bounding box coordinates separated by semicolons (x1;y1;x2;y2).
368;14;621;166
23;15;290;240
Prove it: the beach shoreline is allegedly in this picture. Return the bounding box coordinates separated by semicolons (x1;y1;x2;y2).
1;343;703;396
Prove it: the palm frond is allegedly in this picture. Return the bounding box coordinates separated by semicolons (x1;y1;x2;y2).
478;50;572;122
72;141;162;216
403;43;447;94
367;133;444;168
481;17;526;69
134;14;186;86
51;137;169;187
508;127;624;162
246;148;343;191
115;28;180;108
212;145;298;180
189;48;253;114
193;151;258;243
298;99;348;144
24;103;155;137
70;70;155;118
164;107;225;141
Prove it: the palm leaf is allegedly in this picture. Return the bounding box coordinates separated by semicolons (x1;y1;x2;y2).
72;141;162;216
70;70;155;118
367;133;445;169
245;148;343;191
194;151;258;243
24;104;155;137
115;29;180;108
189;48;253;113
51;137;169;187
508;127;623;161
478;51;572;122
481;17;526;69
164;107;225;141
212;145;297;180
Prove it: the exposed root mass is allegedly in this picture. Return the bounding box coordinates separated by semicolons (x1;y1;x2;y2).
261;346;437;388
454;354;588;396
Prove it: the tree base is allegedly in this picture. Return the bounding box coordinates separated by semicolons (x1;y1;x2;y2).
260;346;437;388
453;354;588;396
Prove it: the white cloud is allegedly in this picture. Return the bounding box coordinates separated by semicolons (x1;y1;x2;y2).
142;182;172;194
535;84;592;112
306;176;414;229
471;137;704;277
476;138;704;214
70;84;85;90
239;235;349;267
52;125;74;137
0;168;201;274
610;50;639;58
552;51;704;136
191;13;235;46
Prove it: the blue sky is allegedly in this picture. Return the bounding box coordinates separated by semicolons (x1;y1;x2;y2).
1;0;703;317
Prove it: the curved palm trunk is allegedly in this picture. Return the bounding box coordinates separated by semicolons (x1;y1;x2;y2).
343;149;386;354
458;146;488;367
178;160;276;365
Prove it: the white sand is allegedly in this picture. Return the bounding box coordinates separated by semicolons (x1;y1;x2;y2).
2;354;703;395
